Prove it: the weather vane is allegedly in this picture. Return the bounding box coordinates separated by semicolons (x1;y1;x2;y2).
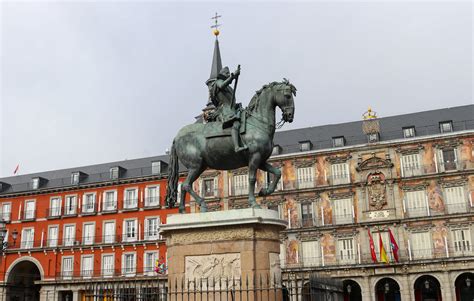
211;12;221;37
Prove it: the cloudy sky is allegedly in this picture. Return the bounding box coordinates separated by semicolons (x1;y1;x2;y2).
0;1;472;177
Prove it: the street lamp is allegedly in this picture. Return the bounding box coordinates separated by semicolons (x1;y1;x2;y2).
11;229;18;247
466;277;471;288
384;282;390;294
424;280;430;290
347;284;352;293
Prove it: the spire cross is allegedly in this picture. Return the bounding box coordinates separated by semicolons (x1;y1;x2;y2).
211;12;222;34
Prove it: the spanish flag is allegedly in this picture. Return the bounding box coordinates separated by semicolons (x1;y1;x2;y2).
379;232;389;264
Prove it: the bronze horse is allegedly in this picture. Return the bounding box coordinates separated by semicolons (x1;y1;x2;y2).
166;80;296;213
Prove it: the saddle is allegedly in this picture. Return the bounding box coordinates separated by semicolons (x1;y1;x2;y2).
204;111;247;139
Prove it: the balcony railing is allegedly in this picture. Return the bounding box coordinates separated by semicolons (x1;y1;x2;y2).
296;180;314;189
144;196;160;208
401;160;469;178
0;212;11;222
20;210;36;221
46;207;62;219
123;198;138;210
63;206;77;216
102;201;117;212
404;206;429;218
333;213;353;225
327;174;351;186
446;202;469;214
56;267;166;281
81;202;97;215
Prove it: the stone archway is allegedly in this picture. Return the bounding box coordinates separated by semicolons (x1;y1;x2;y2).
343;280;362;301
375;278;401;301
455;272;474;301
6;259;42;301
414;275;442;301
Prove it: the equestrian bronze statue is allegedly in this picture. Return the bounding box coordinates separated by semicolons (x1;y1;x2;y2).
166;66;296;213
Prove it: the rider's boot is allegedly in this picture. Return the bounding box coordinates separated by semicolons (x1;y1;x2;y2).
232;122;248;152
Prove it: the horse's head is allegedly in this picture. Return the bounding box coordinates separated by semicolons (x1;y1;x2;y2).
274;79;296;123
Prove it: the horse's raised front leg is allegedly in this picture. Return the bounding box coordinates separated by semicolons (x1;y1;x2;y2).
181;165;207;213
258;162;281;197
248;154;262;209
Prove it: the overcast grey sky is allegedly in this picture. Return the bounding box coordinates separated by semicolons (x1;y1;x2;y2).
0;1;472;177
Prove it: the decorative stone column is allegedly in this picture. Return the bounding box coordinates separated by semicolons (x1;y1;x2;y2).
160;208;286;300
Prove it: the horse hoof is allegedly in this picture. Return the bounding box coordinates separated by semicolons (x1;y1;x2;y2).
200;206;208;213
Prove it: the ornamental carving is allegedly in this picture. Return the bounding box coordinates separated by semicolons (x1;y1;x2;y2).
325;154;352;164
169;227;280;245
433;139;461;149
185;253;241;281
395;144;424;155
367;172;387;210
293;158;316;168
356;154;393;171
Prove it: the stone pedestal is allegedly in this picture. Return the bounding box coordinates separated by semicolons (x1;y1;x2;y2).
160;208;286;300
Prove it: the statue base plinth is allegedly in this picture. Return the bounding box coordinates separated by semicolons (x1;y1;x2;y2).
160;208;286;299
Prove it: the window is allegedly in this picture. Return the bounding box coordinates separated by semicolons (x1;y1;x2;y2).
300;203;313;227
368;133;379;143
103;221;116;243
24;200;35;220
62;257;73;279
403;127;416;138
264;171;282;191
145;217;160;240
373;232;394;262
404;190;428;217
48;226;58;247
82;193;96;214
332;136;345;147
81;255;94;278
300;141;312;152
411;232;432;259
145;186;160;207
124;188;138;209
272;145;281;156
83;223;95;245
21;228;34;249
338;238;355;264
445;186;466;214
151;161;162;175
103;191;117;211
1;203;11;221
333;198;353;224
65;195;77;215
401;154;422;177
32;178;40;189
452;229;471;255
439;121;453;133
297;166;314;189
439;148;458;171
63;225;75;247
102;254;115;277
123;219;137;242
144;252;158;275
202;178;216;197
122;253;136;276
71;172;80;185
331;163;350;185
49;197;61;217
233;174;248;195
110;167;119;180
301;241;320;267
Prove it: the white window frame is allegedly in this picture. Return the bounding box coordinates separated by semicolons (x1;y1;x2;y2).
151;161;161;175
145;185;160;207
403;127;415;138
331;163;350;185
71;172;80;185
201;177;218;198
48;225;59;248
233;174;248;196
81;255;94;278
110;167;119;179
333;198;353;225
301;240;321;267
337;238;356;264
49;196;62;217
64;195;77;215
101;253;115;277
124;188;138;209
24;199;36;220
296;166;314;189
82;192;96;214
21;227;35;249
438;147;458;172
82;222;95;245
400;153;422;177
32;178;40;189
444;186;466;214
410;231;432;259
123;219;138;242
451;228;472;255
102;190;117;211
439;121;453;133
1;202;11;221
404;190;429;218
103;220;116;244
264;171;283;191
144;251;159;275
122;252;136;276
332;136;345;147
63;224;76;247
62;256;74;279
144;216;160;240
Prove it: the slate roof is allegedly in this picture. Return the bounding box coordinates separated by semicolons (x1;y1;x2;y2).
1;104;473;195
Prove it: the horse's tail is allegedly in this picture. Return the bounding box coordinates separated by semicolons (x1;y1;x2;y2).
165;140;179;208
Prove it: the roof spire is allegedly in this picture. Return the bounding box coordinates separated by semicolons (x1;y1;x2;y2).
207;13;223;84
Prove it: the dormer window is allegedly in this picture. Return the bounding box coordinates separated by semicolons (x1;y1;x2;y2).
439;121;453;133
0;182;9;193
299;141;312;152
368;133;379;143
110;167;119;180
152;161;162;175
403;127;416;138
332;136;345;147
71;172;80;185
32;178;40;189
272;145;281;156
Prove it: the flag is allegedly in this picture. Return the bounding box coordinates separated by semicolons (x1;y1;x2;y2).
379;232;389;264
368;229;377;263
388;229;399;263
13;164;19;175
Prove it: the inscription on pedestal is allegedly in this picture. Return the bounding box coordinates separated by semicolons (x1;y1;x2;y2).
185;253;241;280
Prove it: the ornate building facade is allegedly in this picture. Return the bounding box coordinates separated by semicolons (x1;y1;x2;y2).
0;105;473;301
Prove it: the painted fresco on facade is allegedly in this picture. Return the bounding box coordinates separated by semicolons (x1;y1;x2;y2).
316;157;326;186
432;221;448;257
423;144;437;174
283;197;299;228
283;161;296;190
286;239;299;265
428;181;445;213
320;194;333;225
321;233;336;264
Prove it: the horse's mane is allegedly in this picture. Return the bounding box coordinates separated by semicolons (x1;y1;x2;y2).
246;79;296;113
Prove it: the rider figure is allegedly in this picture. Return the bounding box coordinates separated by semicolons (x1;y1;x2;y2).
207;66;248;152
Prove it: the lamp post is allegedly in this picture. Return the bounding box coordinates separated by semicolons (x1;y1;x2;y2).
346;284;352;301
466;277;471;288
424;280;430;290
11;229;18;247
